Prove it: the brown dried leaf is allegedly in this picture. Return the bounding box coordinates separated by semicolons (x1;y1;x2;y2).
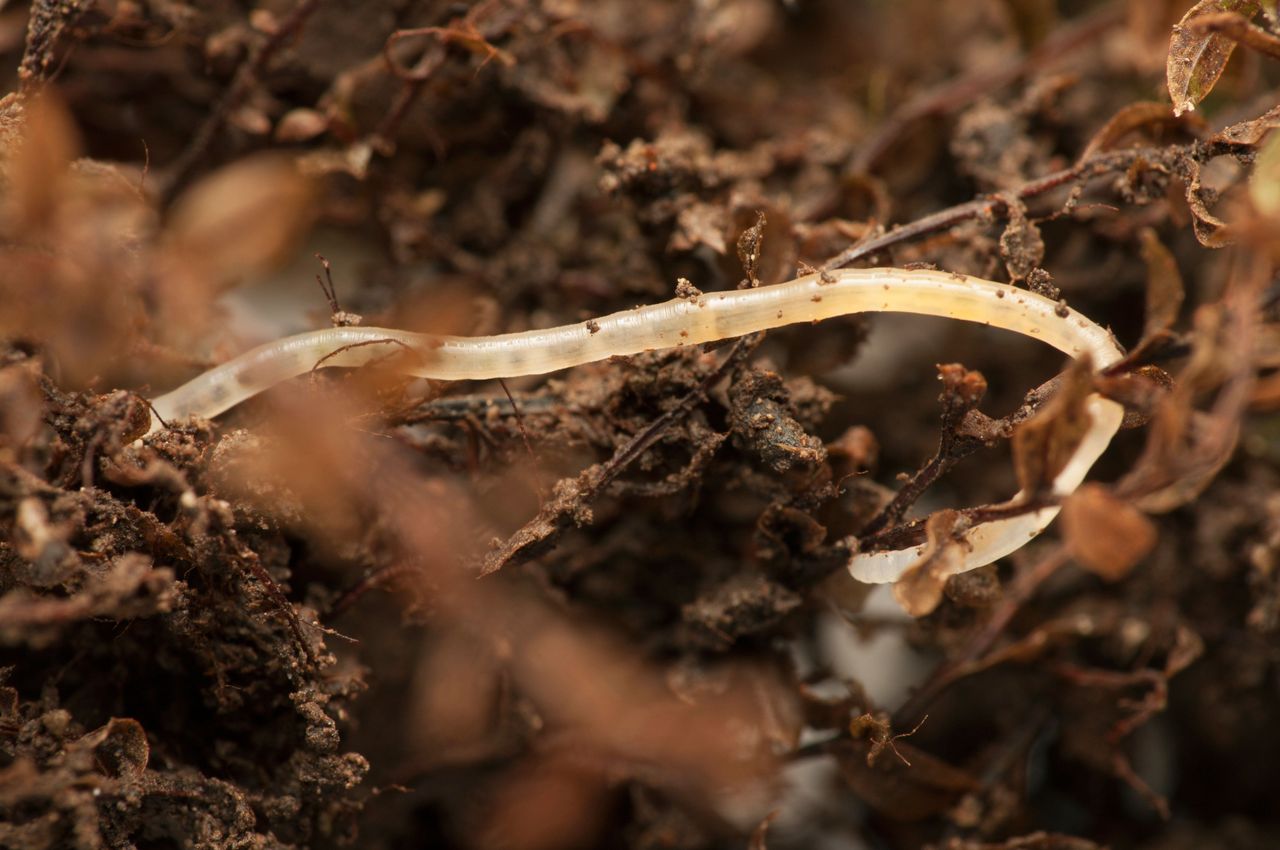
4;90;80;232
1010;356;1095;497
1211;103;1280;143
892;510;969;618
829;735;979;821
1139;228;1185;338
737;209;768;287
275;108;329;143
1186;9;1280;59
1120;255;1262;511
166;153;317;285
0;363;43;448
76;717;149;781
1167;0;1260;117
1061;484;1157;581
1079;102;1203;162
1182;158;1235;246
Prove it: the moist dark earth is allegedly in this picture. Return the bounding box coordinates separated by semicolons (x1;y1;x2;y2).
2;1;1280;848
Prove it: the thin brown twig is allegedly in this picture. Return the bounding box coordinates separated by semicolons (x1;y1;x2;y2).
824;139;1248;272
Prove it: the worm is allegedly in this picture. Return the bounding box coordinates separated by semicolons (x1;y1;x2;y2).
148;268;1124;585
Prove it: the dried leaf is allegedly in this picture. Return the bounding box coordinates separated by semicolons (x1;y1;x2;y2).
1186;9;1280;59
0;363;43;448
1010;356;1096;497
1138;228;1185;337
1079;102;1203;162
1167;0;1260;117
4;90;80;232
1182;157;1235;247
829;735;979;821
1211;103;1280;143
892;510;969;618
76;718;149;781
737;209;768;287
1061;484;1157;581
275;108;329;143
166;153;317;285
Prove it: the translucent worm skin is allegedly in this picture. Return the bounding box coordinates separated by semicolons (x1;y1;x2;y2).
149;268;1124;585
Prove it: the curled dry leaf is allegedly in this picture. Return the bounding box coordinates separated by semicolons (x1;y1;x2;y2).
1061;483;1157;581
1078;101;1204;163
1185;9;1280;60
1182;157;1235;246
1139;227;1186;339
1167;0;1260;117
830;733;979;821
1010;356;1096;498
1120;255;1262;511
165;153;317;287
892;510;970;618
76;718;149;781
1211;103;1280;143
3;90;80;233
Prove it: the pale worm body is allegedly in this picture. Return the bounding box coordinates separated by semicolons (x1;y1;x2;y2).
149;268;1124;584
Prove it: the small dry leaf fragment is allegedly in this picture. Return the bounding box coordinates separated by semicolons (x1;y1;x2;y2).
275;107;329;143
1061;483;1157;581
830;732;979;821
166;153;317;284
1167;0;1260;117
1186;9;1280;60
1011;356;1096;497
1211;103;1280;143
1079;101;1202;163
737;209;768;287
4;90;80;232
77;717;150;781
1182;158;1235;246
892;510;970;618
1138;228;1185;338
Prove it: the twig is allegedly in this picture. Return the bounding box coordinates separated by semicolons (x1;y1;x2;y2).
824;140;1246;271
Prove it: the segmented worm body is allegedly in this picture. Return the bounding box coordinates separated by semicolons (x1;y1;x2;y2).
150;268;1124;585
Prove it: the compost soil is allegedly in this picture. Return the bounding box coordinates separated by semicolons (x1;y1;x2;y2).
2;1;1280;849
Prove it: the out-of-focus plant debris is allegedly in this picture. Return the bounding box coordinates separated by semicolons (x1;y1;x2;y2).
2;0;1280;848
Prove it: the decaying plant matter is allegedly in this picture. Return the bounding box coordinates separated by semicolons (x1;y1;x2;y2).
2;1;1280;849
